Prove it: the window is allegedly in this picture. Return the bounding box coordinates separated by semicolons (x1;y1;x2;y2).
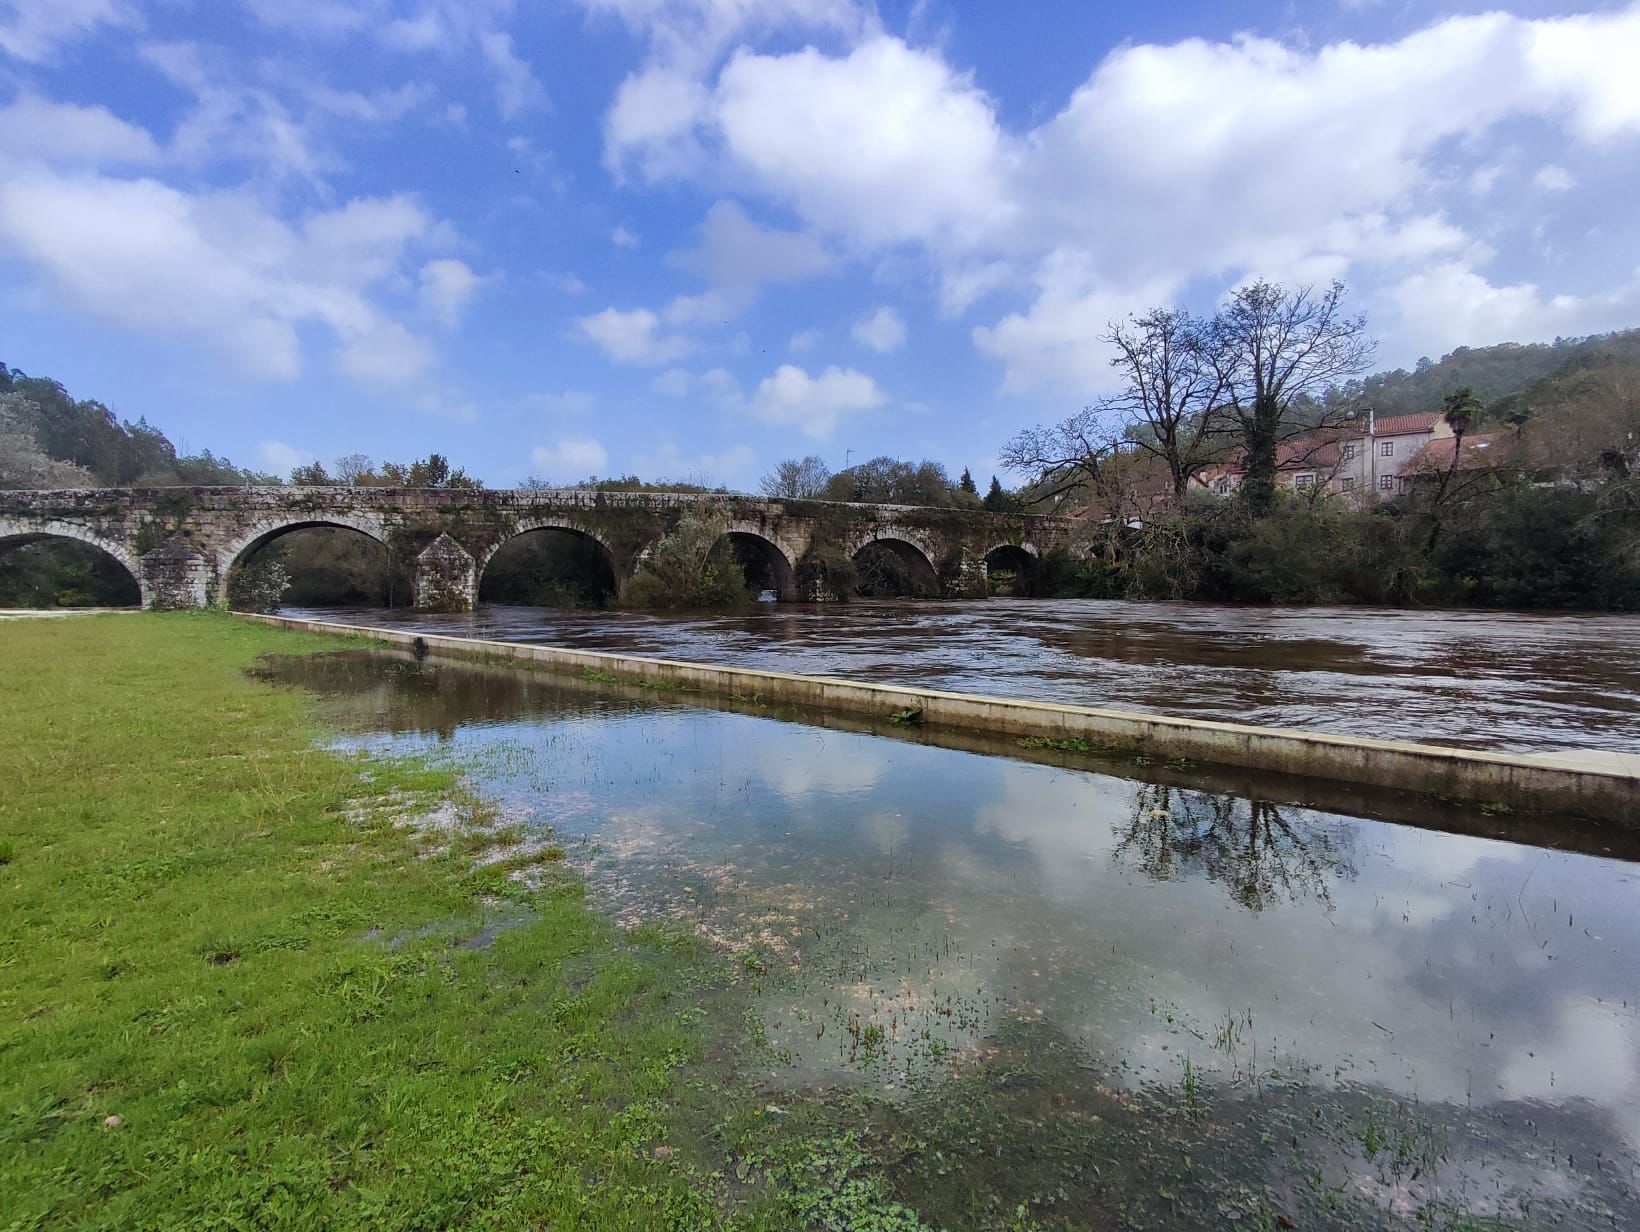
1380;440;1394;457
1343;443;1356;460
1294;474;1314;489
1379;475;1395;491
1215;479;1229;495
1341;476;1355;491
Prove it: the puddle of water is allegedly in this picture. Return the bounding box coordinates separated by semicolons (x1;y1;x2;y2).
285;597;1640;754
258;649;1640;1230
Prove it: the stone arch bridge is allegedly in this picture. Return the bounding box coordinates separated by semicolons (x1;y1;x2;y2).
0;486;1085;610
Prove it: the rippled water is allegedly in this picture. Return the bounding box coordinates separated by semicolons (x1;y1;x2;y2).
260;648;1640;1231
286;599;1640;753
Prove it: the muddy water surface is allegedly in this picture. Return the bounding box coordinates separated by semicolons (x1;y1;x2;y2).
287;599;1640;753
263;649;1640;1230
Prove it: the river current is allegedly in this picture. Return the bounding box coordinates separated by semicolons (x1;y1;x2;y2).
287;598;1640;754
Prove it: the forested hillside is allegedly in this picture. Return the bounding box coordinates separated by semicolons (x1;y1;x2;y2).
1333;330;1640;419
0;364;270;488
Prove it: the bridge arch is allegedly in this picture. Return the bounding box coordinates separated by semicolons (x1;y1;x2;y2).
983;542;1039;595
219;515;396;606
477;520;621;607
851;536;940;598
714;527;797;601
0;516;146;606
220;514;394;575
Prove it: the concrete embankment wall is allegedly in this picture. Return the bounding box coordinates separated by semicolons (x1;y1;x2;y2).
242;613;1640;823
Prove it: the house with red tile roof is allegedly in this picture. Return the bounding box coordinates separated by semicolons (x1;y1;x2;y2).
1191;410;1458;504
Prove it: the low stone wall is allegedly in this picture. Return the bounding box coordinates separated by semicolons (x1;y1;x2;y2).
242;613;1640;823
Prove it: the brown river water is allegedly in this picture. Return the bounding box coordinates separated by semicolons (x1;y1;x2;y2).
286;598;1640;754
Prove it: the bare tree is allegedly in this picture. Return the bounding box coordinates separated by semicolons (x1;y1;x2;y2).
760;455;832;500
999;407;1122;505
1104;308;1230;500
334;453;373;485
1208;280;1374;513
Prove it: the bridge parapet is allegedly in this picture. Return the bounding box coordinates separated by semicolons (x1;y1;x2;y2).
0;485;1087;610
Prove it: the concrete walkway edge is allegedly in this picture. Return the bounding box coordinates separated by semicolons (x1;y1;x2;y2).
240;612;1640;823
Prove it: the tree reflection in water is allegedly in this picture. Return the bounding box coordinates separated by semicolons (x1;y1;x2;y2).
1114;785;1358;910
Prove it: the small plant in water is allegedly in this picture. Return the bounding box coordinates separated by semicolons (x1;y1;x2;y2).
888;706;923;726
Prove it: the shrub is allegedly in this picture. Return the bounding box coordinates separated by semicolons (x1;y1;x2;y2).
621;514;751;609
226;551;290;612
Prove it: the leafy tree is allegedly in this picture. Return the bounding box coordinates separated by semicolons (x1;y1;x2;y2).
822;457;974;507
760;455;832;500
290;461;334;485
0;394;99;489
982;476;1010;513
622;514;750;608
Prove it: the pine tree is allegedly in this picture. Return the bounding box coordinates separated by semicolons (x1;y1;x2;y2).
983;476;1008;512
959;466;978;495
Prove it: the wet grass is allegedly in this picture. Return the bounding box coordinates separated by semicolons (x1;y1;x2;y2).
0;612;834;1230
580;665;695;692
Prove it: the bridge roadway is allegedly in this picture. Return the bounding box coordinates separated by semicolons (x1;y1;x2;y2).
0;486;1084;610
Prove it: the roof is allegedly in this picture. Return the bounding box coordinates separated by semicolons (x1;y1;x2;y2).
1403;432;1506;471
1373;412;1441;436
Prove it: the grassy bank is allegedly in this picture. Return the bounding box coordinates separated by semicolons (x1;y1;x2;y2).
0;613;781;1230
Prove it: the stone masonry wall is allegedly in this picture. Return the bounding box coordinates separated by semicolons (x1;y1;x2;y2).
0;486;1086;610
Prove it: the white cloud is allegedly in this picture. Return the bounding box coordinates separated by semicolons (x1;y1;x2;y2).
242;0;369;37
574;306;693;364
0;0;135;62
668;199;829;288
748;363;885;439
0;169;446;386
1534;164;1576;191
258;439;313;473
531;436;609;478
788;327;820;352
479;28;546;119
0;96;159;168
418;258;486;326
649;366;743;405
652;367;692;396
602;6;1640;393
604;65;713;179
629;440;757;488
336;320;436;388
972;259;1174;394
851;305;906;353
712;37;1013;251
611;224;640;247
591;0;868;183
1390;261;1640;356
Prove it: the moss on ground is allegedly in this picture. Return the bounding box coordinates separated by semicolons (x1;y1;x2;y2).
0;612;786;1230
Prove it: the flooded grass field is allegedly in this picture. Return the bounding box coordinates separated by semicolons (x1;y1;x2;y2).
258;648;1640;1231
287;599;1640;754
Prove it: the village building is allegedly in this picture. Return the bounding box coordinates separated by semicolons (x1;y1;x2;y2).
1190;411;1500;504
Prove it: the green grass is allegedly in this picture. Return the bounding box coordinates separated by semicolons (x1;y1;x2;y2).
0;612;770;1230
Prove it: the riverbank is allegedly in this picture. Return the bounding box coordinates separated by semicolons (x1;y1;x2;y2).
0;613;900;1230
282;597;1640;754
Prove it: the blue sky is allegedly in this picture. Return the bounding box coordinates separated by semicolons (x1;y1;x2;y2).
1;0;1637;491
